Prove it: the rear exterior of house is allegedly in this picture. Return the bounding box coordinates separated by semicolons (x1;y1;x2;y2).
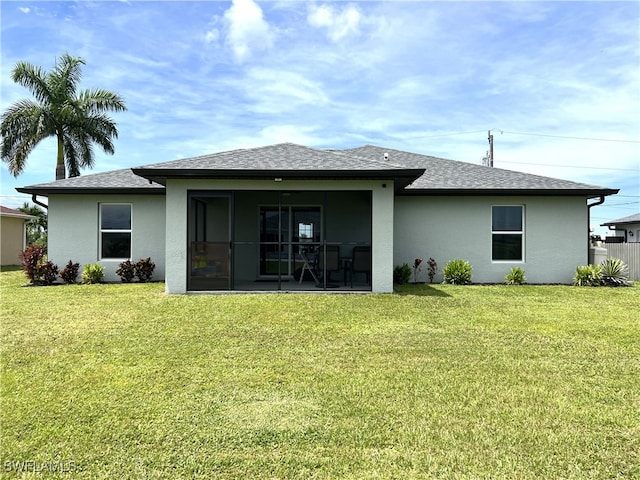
18;143;618;292
46;192;166;281
394;194;588;284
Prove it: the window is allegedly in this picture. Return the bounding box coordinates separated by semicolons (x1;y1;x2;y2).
298;222;313;242
492;206;523;261
100;204;131;259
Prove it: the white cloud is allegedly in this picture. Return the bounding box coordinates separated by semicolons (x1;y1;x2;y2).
223;0;274;63
204;28;219;44
242;68;329;113
308;3;361;42
257;125;319;146
19;7;30;14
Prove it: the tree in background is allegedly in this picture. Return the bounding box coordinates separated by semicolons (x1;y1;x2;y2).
1;53;127;180
18;202;47;248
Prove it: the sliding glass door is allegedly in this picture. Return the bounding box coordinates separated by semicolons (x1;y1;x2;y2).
259;206;321;278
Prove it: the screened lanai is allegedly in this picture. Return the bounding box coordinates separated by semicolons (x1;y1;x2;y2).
187;190;372;291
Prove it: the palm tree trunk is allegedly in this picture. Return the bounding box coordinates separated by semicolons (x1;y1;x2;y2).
56;133;65;180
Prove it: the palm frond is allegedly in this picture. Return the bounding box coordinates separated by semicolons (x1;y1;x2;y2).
64;128;96;175
69;113;118;154
1;127;49;177
50;53;85;102
78;89;127;113
62;135;80;177
1;102;49;176
11;61;52;106
1;100;44;138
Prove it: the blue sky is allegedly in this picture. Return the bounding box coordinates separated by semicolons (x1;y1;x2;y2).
1;0;638;234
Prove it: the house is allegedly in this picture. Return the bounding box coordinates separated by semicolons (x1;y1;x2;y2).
16;143;618;292
601;213;640;243
0;206;35;266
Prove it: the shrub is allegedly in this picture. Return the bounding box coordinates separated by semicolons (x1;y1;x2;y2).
135;257;155;283
116;259;136;283
19;245;46;284
443;259;472;285
600;258;631;287
82;263;105;284
505;267;526;285
412;258;423;283
60;260;80;284
393;263;412;285
39;261;59;285
573;264;602;287
427;257;437;283
18;246;58;285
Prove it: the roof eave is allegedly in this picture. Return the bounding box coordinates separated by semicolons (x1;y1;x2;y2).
398;188;620;197
16;187;166;196
0;212;36;220
601;221;639;226
131;168;425;190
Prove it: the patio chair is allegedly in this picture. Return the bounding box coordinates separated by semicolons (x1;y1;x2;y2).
350;245;371;287
298;249;319;284
317;245;340;286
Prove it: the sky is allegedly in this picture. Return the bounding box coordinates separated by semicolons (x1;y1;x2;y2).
1;0;638;235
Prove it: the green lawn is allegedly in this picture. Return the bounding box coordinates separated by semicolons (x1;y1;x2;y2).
1;269;638;479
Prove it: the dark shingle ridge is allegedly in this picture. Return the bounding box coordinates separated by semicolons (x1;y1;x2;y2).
343;145;615;192
136;143;413;172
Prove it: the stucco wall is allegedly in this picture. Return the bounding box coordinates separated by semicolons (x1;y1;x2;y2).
45;190;589;287
394;195;588;284
1;216;27;266
48;194;165;282
164;179;394;293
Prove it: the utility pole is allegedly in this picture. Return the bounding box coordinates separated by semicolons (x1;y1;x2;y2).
487;130;494;167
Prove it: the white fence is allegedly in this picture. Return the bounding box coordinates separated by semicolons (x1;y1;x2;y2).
605;243;640;281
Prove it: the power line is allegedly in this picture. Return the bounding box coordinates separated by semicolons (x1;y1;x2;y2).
0;194;31;200
606;205;640;210
406;130;487;139
406;128;640;143
501;130;640;144
500;160;638;172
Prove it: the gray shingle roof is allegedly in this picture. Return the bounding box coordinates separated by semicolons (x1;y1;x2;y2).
18;142;618;197
17;168;165;195
137;143;398;171
131;143;424;189
601;213;640;226
343;145;616;194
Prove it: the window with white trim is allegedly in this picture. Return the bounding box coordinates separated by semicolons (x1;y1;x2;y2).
100;204;132;259
492;206;524;261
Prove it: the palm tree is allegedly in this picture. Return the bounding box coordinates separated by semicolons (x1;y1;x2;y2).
1;53;127;180
18;202;47;246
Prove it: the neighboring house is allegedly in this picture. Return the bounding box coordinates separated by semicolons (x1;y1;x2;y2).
601;213;640;243
17;143;618;292
0;206;35;266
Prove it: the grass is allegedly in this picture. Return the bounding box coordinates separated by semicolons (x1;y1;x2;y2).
1;269;639;479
